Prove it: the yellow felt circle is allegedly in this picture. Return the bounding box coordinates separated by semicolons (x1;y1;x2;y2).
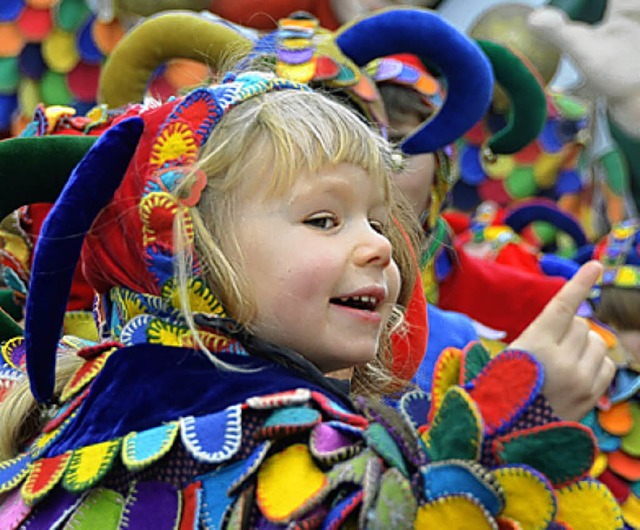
533;152;563;188
482;153;515;180
556;480;622;530
590;452;608;478
42;29;79;73
414;495;495;529
494;466;556;530
622;492;640;529
256;443;327;522
430;347;463;414
17;78;40;117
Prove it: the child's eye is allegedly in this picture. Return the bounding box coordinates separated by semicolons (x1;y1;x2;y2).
304;214;338;230
369;220;385;234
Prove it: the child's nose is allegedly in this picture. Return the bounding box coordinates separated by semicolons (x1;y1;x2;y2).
353;226;392;268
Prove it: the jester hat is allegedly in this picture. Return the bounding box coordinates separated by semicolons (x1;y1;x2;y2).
12;72;321;403
97;7;494;156
0;8;499;401
591;219;640;298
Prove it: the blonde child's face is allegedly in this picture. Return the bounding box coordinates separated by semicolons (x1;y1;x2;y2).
232;162;401;373
388;113;436;218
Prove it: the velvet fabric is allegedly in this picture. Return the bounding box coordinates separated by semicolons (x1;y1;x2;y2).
335;8;493;155
43;337;354;458
476;40;547;155
0;135;96;221
505;199;588;248
25;118;144;403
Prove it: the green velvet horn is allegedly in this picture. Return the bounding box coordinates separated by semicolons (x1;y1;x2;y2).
0;135;97;221
477;40;547;157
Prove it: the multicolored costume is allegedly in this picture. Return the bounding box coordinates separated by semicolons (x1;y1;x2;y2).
0;66;623;529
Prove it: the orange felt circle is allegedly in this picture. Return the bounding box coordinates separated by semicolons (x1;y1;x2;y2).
26;0;56;7
17;6;53;42
0;22;25;57
91;18;125;55
608;450;640;482
598;401;633;436
163;59;209;91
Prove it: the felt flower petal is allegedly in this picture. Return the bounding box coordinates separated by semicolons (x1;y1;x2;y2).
60;347;116;402
598;468;631;504
364;422;409;477
358;456;383;529
122;421;179;471
466;350;543;436
423;461;503;517
258;406;322;439
180;405;242;464
122;482;181;529
414;494;496;529
461;341;492;385
246;388;311;409
621;402;640;457
496;516;524;529
323;490;363;530
199;459;247;529
494;465;556;530
22;453;70;505
423;386;483;462
62;439;122;493
493;423;596;487
0;453;30;495
556;479;623;530
256;443;328;523
398;390;431;431
310;391;369;428
608;450;640;482
62;488;123;529
309;422;360;465
622;492;640;530
430;347;463;419
179;482;202;530
327;449;377;488
599;401;633;436
0;488;32;530
368;468;417;529
21;487;84;529
227;441;271;496
591;452;608;478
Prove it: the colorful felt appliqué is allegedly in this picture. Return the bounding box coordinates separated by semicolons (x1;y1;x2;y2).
180;405;242;464
0;76;625;529
122;421;180;471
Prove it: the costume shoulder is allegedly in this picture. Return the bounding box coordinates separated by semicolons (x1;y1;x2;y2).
0;338;621;528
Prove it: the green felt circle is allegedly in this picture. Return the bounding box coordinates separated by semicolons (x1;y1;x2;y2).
40;70;72;105
505;166;537;199
55;0;91;33
0;56;19;93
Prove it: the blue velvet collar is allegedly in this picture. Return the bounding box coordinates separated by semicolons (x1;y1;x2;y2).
44;335;354;457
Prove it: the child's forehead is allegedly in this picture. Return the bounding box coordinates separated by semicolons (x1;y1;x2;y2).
241;162;389;202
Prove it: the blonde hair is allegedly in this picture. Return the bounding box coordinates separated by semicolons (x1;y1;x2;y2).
595;287;640;331
0;353;83;460
175;88;421;396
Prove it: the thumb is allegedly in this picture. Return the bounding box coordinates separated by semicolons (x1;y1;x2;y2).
528;8;598;66
528;260;602;343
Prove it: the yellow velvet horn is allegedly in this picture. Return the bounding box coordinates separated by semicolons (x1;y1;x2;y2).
98;11;253;107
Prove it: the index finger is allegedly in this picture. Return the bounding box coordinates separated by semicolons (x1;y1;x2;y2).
532;260;602;342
